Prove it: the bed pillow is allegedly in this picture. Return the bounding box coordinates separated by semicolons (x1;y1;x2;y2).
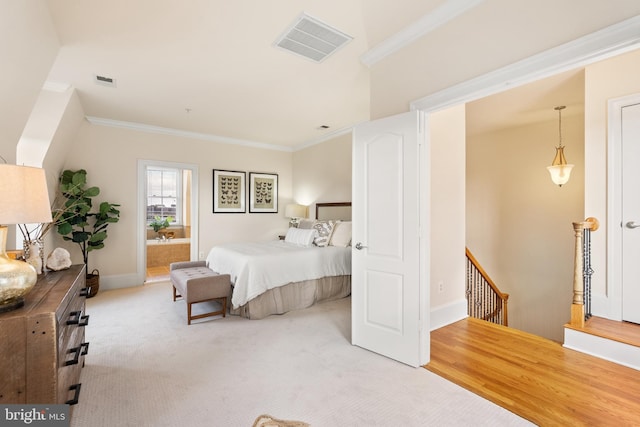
330;221;352;247
298;219;315;229
312;220;335;247
284;227;316;247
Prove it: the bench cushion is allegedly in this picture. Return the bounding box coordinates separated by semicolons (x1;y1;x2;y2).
170;267;230;303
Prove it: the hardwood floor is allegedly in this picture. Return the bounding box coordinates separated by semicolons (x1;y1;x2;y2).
566;315;640;347
425;317;640;426
145;265;170;283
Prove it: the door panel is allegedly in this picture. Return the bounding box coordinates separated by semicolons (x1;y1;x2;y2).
622;102;640;324
365;270;403;332
352;111;425;367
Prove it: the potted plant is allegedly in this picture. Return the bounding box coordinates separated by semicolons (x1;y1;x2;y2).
55;169;121;297
149;215;173;235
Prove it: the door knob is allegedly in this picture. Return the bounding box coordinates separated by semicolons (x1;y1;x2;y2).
355;242;367;250
626;221;640;229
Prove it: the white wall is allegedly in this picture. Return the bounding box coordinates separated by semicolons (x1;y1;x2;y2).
369;1;640;120
292;133;352;216
0;2;59;247
0;1;59;162
429;106;466;314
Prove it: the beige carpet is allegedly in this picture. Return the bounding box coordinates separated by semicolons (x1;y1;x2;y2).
70;280;533;426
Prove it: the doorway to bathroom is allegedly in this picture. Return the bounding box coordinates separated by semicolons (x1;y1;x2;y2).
137;160;199;284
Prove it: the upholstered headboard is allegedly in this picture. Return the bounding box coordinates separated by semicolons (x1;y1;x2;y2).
315;202;351;221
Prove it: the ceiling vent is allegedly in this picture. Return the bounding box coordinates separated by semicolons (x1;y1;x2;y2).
274;13;353;63
94;74;116;88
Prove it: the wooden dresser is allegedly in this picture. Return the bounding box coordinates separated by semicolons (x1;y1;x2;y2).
0;265;89;406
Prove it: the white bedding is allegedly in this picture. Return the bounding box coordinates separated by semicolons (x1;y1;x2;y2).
206;241;351;308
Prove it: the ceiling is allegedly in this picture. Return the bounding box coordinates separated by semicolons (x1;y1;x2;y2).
466;68;586;137
41;1;600;151
43;0;450;150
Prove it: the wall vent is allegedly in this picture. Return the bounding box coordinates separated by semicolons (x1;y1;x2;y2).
94;74;116;87
274;13;353;63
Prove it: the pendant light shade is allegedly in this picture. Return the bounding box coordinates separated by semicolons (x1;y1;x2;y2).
547;106;574;187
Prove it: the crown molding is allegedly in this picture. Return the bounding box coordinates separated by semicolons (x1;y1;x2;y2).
360;0;484;67
85;116;295;152
294;124;358;151
410;14;640;112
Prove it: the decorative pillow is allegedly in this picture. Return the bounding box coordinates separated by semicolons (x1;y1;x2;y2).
298;219;315;229
284;228;316;247
330;221;352;247
312;220;335;247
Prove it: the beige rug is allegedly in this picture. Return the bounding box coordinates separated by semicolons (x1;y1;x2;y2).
253;414;309;427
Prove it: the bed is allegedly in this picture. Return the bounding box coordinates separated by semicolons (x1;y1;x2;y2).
206;202;352;319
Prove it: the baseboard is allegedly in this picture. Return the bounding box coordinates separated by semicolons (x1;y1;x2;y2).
563;328;640;371
98;273;143;291
430;299;467;331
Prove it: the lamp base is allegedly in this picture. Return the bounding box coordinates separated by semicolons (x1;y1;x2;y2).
0;296;24;313
0;226;37;312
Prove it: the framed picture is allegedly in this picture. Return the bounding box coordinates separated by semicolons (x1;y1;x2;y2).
249;172;278;213
213;170;246;213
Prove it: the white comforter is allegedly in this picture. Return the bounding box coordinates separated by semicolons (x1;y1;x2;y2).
206;241;351;308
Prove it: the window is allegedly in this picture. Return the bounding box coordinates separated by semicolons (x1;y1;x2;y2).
147;167;181;224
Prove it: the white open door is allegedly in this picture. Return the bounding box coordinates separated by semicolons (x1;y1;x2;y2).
352;111;428;367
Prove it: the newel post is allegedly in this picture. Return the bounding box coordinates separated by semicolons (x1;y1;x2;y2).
570;217;599;328
571;222;585;327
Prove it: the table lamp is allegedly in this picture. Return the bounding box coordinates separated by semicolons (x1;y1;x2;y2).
285;204;307;227
0;164;52;312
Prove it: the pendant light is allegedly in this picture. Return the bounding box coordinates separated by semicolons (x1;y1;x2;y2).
547;105;574;187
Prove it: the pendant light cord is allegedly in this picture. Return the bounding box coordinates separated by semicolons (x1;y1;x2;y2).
555;106;565;148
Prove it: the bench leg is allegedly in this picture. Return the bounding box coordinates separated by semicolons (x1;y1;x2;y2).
186;297;227;325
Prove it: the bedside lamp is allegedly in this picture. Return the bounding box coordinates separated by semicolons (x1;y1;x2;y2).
285;204;307;228
0;165;52;312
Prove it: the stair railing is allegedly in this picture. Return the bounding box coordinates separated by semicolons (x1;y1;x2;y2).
570;217;599;328
465;248;510;326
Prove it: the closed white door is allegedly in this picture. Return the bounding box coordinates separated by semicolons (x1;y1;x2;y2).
352;111;427;367
622;102;640;324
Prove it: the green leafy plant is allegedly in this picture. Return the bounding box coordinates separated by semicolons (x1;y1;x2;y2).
149;215;173;232
55;169;121;269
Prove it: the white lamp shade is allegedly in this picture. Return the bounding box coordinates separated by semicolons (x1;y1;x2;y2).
0;165;52;224
547;164;574;187
285;204;307;219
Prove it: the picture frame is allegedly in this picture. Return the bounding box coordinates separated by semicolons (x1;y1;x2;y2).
213;170;246;213
249;172;278;213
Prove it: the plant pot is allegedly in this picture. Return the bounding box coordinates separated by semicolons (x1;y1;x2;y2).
86;269;100;298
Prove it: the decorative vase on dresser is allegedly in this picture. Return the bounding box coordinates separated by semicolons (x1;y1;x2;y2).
0;265;89;412
23;239;45;274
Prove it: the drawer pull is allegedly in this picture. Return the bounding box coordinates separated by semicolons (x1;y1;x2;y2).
65;342;90;366
79;314;90;327
67;311;90;327
67;311;81;325
80;287;90;297
66;383;82;405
